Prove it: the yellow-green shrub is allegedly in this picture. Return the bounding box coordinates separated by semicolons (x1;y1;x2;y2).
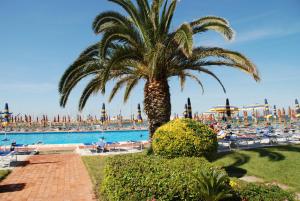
152;118;218;159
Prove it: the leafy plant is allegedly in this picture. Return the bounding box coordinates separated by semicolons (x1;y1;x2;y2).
152;119;218;159
193;169;232;201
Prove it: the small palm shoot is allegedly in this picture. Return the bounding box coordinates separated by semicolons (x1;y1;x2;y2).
194;169;232;201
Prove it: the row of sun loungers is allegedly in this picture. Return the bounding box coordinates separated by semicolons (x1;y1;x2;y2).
218;134;300;151
78;140;149;155
0;144;39;168
0;151;16;168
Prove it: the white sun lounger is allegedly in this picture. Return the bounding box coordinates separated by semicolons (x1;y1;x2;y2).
0;151;16;168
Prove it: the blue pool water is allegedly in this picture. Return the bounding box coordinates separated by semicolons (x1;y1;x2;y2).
0;130;149;145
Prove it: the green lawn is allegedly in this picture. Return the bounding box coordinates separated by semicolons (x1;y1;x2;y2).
213;145;300;192
82;156;106;201
0;169;11;181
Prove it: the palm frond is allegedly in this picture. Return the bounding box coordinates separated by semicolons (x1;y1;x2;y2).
124;77;140;102
136;0;150;22
193;22;234;40
173;23;194;57
78;76;103;111
59;58;99;94
198;60;260;81
184;72;204;94
178;71;186;91
190;16;229;27
109;76;135;102
109;0;150;46
161;0;177;34
187;65;226;93
102;46;142;86
193;47;260;81
92;11;131;34
150;0;163;31
99;25;142;58
59;64;100;107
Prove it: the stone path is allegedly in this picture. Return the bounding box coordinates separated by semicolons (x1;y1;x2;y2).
0;153;96;201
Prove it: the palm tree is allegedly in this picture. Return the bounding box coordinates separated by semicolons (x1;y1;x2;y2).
59;0;260;137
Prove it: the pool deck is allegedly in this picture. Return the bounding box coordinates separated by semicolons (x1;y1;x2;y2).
0;153;96;201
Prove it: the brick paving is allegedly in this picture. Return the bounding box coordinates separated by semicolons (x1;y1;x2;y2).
0;153;96;201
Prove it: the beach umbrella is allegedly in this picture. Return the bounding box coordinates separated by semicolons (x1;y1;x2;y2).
184;104;188;118
251;110;256;121
288;107;292;119
282;108;286;118
57;115;60;123
291;109;296;119
42;115;46;127
273;105;277;119
264;98;271;118
187;98;193;119
101;103;106;124
243;111;248;124
1;103;12;142
295;99;300;118
137;104;143;123
282;108;287;124
225;98;231;120
278;109;282;122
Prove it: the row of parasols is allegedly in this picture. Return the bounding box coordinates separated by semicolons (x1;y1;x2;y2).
177;98;300;121
0;103;143;127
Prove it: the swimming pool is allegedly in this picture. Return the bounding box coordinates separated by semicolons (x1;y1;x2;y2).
0;130;149;145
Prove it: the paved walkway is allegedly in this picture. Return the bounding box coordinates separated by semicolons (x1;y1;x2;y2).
0;154;96;201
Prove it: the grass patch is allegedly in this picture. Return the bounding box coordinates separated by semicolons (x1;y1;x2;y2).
213;145;300;192
82;156;106;201
0;169;11;181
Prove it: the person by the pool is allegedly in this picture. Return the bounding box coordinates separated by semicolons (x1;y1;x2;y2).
96;137;106;152
10;140;16;151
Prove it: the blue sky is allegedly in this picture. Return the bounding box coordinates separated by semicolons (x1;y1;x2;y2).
0;0;299;118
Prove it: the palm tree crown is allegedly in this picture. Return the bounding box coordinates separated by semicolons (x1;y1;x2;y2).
59;0;260;135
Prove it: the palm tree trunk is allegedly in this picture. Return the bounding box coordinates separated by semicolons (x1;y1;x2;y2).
144;79;171;138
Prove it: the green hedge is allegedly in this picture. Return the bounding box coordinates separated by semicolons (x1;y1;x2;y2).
102;154;229;201
236;183;295;201
152;119;218;159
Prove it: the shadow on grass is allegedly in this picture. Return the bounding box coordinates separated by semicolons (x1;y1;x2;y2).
271;145;300;153
249;148;285;161
214;147;287;178
215;152;250;178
